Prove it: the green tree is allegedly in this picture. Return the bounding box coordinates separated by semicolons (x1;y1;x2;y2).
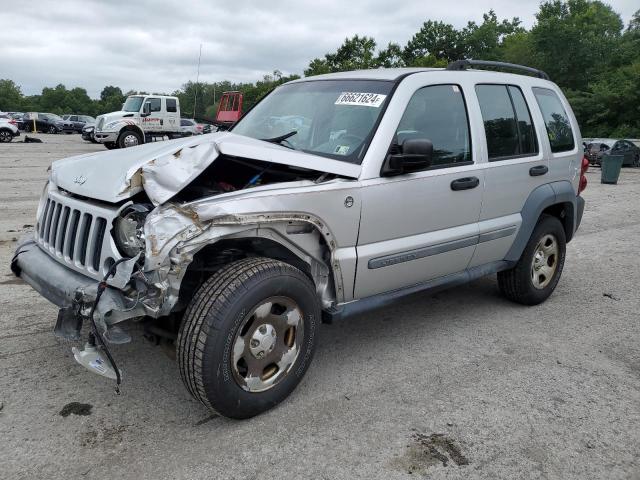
304;35;378;76
530;0;624;90
403;20;464;64
0;79;23;111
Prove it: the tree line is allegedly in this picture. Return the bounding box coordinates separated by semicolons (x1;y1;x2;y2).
1;0;638;137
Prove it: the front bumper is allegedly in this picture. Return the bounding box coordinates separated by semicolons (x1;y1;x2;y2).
94;131;118;143
11;238;146;327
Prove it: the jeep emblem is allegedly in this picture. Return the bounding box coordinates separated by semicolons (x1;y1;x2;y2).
74;175;87;185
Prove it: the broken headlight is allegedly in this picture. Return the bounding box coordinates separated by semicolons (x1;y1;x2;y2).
114;204;151;257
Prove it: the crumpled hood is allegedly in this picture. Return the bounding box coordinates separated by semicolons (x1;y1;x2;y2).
50;132;361;205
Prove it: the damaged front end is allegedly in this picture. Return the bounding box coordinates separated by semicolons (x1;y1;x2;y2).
12;132;360;383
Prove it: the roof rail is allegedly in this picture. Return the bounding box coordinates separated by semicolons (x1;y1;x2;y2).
446;59;550;80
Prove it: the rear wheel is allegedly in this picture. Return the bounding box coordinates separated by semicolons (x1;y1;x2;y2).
117;130;141;148
177;257;320;419
498;215;566;305
633;154;640;168
48;125;57;134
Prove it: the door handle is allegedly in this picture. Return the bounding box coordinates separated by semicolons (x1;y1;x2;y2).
529;165;548;176
450;176;480;191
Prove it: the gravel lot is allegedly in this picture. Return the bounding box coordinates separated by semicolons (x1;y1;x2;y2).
0;134;639;479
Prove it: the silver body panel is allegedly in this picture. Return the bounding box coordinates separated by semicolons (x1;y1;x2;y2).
15;67;583;325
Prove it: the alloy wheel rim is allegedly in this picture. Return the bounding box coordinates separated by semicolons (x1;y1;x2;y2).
123;134;139;147
0;131;9;142
231;296;304;393
531;234;559;289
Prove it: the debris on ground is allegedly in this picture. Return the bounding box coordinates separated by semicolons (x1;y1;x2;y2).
59;402;93;417
603;292;620;301
390;431;470;475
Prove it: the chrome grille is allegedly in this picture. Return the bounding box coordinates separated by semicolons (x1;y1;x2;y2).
35;189;122;279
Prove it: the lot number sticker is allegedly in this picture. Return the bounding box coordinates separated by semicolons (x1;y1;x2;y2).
335;92;387;107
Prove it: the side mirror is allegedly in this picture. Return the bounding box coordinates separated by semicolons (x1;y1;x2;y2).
141;102;151;117
383;138;433;176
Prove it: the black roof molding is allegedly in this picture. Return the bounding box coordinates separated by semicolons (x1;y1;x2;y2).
446;59;550;80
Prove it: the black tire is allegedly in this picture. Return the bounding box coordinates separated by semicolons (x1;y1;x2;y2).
117;130;141;148
48;125;57;134
498;215;566;305
633;154;640;168
0;129;13;143
104;142;118;150
177;257;320;419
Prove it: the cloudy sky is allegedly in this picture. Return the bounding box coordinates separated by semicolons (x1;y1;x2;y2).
1;0;637;98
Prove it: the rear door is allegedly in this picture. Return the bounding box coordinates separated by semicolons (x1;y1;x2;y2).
355;83;484;298
164;98;179;133
469;83;546;267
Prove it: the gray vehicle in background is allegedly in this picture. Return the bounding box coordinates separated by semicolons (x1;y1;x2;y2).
12;61;586;419
179;118;204;136
62;115;96;133
586;138;640;167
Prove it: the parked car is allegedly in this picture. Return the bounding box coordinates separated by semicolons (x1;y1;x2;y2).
23;113;65;133
179;118;204;136
62;115;96;133
586;138;640;167
0;117;20;142
12;61;587;419
81;122;97;143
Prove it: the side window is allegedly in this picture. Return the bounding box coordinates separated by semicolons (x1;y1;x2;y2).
508;86;538;156
180;119;190;126
148;98;162;112
476;85;523;160
396;84;471;167
70;115;78;122
532;87;575;153
166;98;177;113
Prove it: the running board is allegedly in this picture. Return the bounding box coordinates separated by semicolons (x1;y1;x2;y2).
323;260;512;323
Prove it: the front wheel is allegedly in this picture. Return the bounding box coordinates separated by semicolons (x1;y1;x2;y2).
177;257;320;419
0;129;13;143
48;125;57;134
498;215;566;305
117;130;141;148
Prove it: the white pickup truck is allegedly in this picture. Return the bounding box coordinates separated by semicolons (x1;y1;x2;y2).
94;95;183;149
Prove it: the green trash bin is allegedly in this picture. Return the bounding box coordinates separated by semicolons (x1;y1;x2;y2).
601;154;624;184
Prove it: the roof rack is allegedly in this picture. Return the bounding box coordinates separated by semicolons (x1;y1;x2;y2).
446;59;550;80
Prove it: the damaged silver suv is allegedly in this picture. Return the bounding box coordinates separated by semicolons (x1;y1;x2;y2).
12;61;587;418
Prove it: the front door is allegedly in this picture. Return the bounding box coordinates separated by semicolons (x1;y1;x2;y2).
354;83;484;299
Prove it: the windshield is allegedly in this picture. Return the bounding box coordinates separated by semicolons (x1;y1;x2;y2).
122;96;145;112
232;80;394;164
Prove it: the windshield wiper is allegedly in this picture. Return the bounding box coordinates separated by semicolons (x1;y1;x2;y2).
260;130;298;147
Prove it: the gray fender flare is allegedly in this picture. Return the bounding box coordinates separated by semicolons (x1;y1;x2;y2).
505;181;578;262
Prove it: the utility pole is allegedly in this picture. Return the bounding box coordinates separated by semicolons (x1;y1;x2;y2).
193;43;202;118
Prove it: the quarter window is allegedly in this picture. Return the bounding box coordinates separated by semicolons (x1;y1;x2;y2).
476;84;538;160
532;88;575;153
148;98;161;112
166;98;177;113
396;84;471;167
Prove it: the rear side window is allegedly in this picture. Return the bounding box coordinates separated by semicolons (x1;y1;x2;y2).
476;84;538;160
396;84;471;167
532;87;575;153
148;98;161;112
166;98;177;113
